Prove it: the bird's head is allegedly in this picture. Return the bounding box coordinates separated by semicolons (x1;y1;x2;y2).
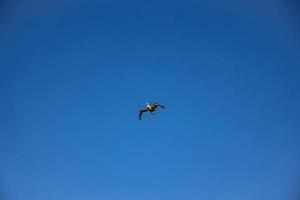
145;102;150;106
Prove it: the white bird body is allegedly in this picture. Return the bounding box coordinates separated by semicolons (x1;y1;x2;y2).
145;102;152;110
139;102;165;120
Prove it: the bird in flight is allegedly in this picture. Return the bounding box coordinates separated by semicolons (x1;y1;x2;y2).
139;102;165;120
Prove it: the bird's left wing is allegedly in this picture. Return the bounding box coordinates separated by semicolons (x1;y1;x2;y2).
139;108;148;120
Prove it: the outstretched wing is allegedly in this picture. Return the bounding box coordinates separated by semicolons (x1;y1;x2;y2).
159;104;165;109
154;103;165;109
139;108;148;120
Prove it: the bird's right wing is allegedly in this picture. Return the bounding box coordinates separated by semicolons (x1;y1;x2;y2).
139;109;148;120
155;103;165;109
159;104;165;109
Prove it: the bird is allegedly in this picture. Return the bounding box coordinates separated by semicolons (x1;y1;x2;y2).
139;102;165;120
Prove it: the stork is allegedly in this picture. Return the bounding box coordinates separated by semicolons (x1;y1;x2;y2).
139;102;165;120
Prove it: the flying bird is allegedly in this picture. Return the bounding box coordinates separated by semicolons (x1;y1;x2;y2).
139;102;165;120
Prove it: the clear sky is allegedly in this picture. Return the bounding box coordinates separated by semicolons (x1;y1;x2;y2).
1;0;300;200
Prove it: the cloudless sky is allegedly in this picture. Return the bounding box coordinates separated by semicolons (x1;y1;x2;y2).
1;0;300;200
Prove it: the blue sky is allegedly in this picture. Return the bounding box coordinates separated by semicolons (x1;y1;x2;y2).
1;0;300;200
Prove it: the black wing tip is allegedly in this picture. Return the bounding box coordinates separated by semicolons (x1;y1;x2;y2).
154;102;165;108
